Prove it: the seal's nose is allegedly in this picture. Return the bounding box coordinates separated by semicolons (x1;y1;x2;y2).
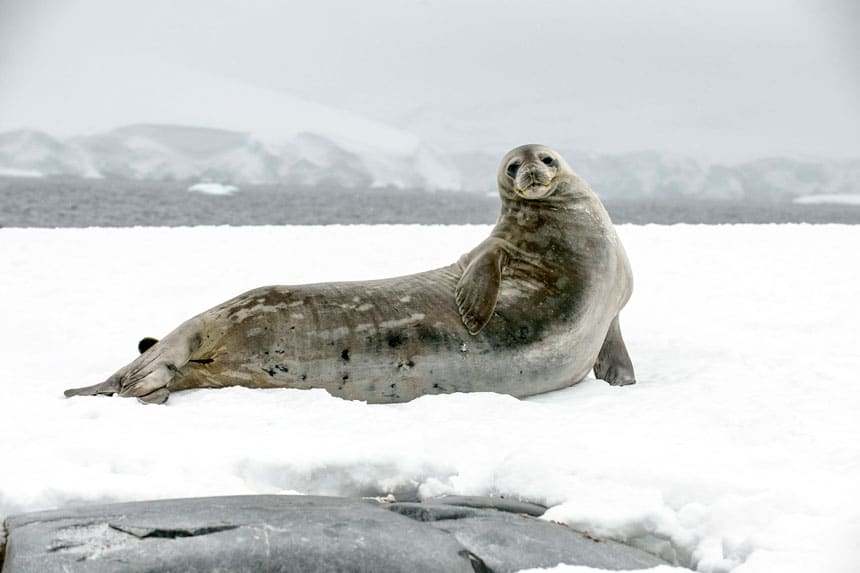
518;163;539;182
520;168;535;183
517;162;550;186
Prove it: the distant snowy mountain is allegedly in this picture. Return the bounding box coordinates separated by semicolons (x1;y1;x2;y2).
452;150;860;202
0;130;99;178
0;62;468;190
0;125;461;190
2;126;857;201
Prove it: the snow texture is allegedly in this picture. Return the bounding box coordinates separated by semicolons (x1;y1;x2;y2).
1;224;858;573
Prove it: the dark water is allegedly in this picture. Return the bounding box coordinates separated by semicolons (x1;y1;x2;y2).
2;176;859;227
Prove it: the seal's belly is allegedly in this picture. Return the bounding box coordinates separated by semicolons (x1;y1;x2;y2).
174;267;608;403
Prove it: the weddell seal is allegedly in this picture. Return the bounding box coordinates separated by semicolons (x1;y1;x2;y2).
65;144;636;405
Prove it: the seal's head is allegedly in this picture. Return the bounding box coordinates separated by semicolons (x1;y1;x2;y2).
497;144;582;202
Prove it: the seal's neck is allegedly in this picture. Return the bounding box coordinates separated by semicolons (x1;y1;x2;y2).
497;198;566;229
492;177;611;247
496;186;593;228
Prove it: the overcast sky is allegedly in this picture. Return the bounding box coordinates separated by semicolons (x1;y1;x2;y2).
1;0;857;161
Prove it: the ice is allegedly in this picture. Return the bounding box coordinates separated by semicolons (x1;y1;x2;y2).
187;182;239;195
0;166;43;178
793;194;860;206
0;224;858;572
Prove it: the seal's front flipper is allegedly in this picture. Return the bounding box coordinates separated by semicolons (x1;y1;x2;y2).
593;315;636;386
64;375;121;398
455;248;506;335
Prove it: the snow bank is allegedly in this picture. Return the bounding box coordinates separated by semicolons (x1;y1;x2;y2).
1;225;858;573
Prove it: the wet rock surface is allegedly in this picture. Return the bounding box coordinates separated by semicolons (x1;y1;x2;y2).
1;495;668;572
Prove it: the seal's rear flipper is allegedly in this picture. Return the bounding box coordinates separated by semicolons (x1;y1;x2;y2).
138;337;159;354
64;376;121;398
593;315;636;386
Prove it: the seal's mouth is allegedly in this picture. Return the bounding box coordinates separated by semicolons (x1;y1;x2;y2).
515;179;555;199
512;162;555;199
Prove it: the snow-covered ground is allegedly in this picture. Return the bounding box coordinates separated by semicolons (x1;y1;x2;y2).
1;224;858;573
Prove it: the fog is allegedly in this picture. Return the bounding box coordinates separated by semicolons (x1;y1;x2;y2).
1;0;858;161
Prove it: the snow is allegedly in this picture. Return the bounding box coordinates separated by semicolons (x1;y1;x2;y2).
793;194;860;206
1;224;858;573
187;182;239;195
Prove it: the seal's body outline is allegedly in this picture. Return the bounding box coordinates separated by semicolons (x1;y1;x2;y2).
65;144;636;404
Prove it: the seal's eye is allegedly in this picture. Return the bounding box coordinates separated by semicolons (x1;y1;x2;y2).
506;161;521;178
540;155;556;166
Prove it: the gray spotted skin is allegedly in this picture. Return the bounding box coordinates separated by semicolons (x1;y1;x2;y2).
65;144;636;404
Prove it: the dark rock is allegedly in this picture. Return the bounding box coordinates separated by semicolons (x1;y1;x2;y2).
1;495;670;572
388;500;665;573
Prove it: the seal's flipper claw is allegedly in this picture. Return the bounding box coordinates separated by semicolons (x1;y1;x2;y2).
136;387;170;405
138;337;159;354
64;376;121;398
455;247;505;335
593;315;636;386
